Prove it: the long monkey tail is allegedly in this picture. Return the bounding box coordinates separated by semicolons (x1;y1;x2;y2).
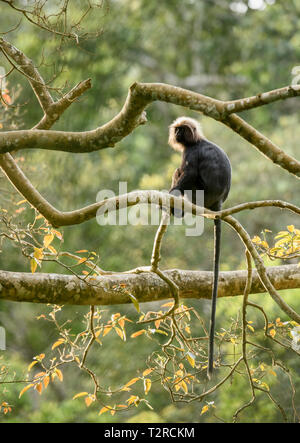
207;218;221;379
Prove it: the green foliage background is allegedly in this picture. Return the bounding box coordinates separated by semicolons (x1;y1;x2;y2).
0;0;299;423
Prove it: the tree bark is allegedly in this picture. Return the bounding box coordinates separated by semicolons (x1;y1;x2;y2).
0;265;299;306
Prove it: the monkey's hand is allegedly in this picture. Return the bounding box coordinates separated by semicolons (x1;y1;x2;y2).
171;167;182;188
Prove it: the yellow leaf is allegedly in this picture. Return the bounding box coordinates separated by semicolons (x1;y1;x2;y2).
48;245;57;255
126;395;139;406
275;237;290;248
85;395;95;407
161;301;174;308
16;199;27;205
261;382;270;391
274;231;289;239
43;233;54;248
247;324;255;332
53;230;63;240
155;319;161;329
260;240;269;249
123;377;140;389
99;406;110;415
52;338;65;350
118;318;125;328
144;378;152;395
73;392;89;400
186;352;195;368
153;329;168;336
77;257;88;264
252;236;261;244
142;368;153;377
34;371;46;379
114;326;125;341
35;383;43;395
34;247;44;261
128;294;140;313
174;382;181;392
201;405;209;415
55;369;63;382
30;259;38;274
269;329;276;338
103;326;112;336
131;330;146;338
180;381;188;394
27;361;38;372
43;376;50;389
19;384;34;398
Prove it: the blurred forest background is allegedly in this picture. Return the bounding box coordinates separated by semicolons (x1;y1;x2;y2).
0;0;299;423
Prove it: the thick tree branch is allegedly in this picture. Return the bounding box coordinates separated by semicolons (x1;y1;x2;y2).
1;154;299;229
0;265;299;305
1;149;299;228
222;114;299;176
0;81;149;153
0;69;299;176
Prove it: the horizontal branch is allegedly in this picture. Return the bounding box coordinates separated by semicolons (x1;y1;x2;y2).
0;78;299;177
1;152;299;228
224;84;300;114
0;265;299;306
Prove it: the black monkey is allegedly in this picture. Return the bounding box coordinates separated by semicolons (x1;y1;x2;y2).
168;117;231;378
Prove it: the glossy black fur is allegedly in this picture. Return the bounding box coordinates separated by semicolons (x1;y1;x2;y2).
169;134;231;211
169;124;231;378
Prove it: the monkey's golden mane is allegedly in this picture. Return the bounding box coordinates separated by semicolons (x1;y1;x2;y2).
168;116;204;152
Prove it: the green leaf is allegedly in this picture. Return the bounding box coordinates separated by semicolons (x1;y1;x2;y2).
128;293;140;313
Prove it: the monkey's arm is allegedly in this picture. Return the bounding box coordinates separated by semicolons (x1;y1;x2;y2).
171;168;182;188
169;160;200;195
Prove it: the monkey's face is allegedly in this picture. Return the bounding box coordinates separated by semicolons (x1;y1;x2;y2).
174;125;195;145
168;117;204;152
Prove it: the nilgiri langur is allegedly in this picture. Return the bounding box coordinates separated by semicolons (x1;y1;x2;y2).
168;117;231;378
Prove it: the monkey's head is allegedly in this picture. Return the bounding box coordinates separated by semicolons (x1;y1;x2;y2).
168;117;204;152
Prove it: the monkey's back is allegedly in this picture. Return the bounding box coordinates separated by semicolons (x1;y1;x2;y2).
187;139;231;210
